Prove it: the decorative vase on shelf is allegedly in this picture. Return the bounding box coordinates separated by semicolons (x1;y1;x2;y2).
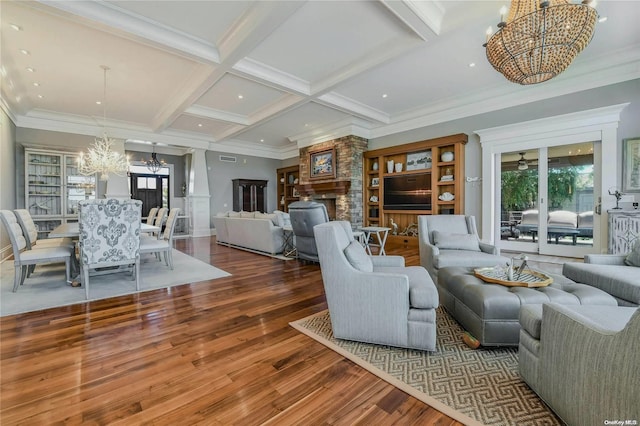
372;160;379;171
395;162;403;173
441;151;454;162
387;160;394;174
288;174;294;184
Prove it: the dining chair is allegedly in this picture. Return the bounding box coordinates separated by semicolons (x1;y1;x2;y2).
146;207;159;226
78;199;142;299
14;209;77;276
152;207;168;238
0;210;72;292
140;208;180;269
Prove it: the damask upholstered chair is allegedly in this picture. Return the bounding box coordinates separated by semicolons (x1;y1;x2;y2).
0;210;72;292
418;215;508;284
140;208;180;269
314;221;439;351
78;199;142;299
288;201;329;262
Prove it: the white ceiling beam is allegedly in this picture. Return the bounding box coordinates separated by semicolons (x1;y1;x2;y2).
151;1;306;134
316;92;390;124
34;0;220;63
379;0;444;40
184;105;249;126
232;58;311;96
310;37;423;95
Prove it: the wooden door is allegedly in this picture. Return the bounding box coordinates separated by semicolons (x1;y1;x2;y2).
130;173;166;217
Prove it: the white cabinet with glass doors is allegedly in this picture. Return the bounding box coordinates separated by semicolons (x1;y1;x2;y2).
25;148;96;239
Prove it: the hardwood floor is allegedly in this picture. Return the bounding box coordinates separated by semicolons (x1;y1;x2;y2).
0;238;463;425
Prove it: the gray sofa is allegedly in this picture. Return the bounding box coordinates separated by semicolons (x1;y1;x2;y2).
519;304;639;426
212;211;285;255
563;254;640;306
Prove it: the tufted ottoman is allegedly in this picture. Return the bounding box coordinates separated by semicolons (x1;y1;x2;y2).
437;266;618;346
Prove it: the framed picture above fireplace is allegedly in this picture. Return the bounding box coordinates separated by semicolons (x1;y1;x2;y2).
310;147;336;180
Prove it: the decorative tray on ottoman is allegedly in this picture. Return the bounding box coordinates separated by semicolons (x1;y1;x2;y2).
474;267;553;288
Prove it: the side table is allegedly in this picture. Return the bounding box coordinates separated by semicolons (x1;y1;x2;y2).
360;226;391;255
282;226;297;258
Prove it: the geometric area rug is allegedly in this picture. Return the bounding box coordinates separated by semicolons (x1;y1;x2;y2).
1;249;230;317
290;308;561;426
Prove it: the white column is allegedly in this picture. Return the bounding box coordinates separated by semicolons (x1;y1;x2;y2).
187;149;211;237
104;139;131;200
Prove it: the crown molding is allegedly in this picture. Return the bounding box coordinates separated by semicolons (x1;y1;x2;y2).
36;0;220;63
369;51;640;140
292;117;371;148
0;97;17;125
208;139;294;160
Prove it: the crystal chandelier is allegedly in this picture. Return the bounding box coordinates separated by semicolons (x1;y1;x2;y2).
484;0;598;85
146;143;166;173
78;65;129;181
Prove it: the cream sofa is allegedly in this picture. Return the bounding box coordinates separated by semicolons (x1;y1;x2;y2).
212;211;285;255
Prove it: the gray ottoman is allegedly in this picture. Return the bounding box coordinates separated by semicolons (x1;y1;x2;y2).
438;266;618;346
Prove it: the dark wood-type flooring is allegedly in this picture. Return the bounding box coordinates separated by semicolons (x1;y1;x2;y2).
1;238;464;425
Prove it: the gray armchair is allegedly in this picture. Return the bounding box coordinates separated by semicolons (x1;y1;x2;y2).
314;221;439;351
288;201;329;262
519;304;639;426
418;215;508;283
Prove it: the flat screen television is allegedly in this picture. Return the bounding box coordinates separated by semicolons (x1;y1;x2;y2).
383;173;431;210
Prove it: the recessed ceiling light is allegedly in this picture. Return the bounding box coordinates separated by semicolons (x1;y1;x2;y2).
469;63;476;68
26;67;35;72
599;16;607;23
37;94;44;99
238;94;243;99
260;139;264;142
33;82;40;87
20;49;30;55
382;94;388;98
96;101;102;105
304;123;309;127
10;24;22;31
198;123;203;127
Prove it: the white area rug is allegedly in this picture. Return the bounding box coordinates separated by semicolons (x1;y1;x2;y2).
1;250;230;316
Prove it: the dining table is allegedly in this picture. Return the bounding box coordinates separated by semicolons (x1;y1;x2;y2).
49;222;159;238
49;222;160;286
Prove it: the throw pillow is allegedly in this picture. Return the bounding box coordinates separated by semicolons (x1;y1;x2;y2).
255;212;278;226
433;231;481;251
274;210;291;228
343;240;373;272
624;240;640;267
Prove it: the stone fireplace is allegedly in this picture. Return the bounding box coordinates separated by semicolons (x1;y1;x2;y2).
295;135;367;226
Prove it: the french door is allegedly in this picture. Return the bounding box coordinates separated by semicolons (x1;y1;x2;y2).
498;141;601;258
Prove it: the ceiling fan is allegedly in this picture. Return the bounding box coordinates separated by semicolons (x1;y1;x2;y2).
517;152;528;170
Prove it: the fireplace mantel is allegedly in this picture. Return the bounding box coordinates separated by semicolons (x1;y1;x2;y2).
295;180;351;196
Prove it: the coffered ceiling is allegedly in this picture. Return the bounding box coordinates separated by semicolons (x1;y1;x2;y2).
2;0;639;159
